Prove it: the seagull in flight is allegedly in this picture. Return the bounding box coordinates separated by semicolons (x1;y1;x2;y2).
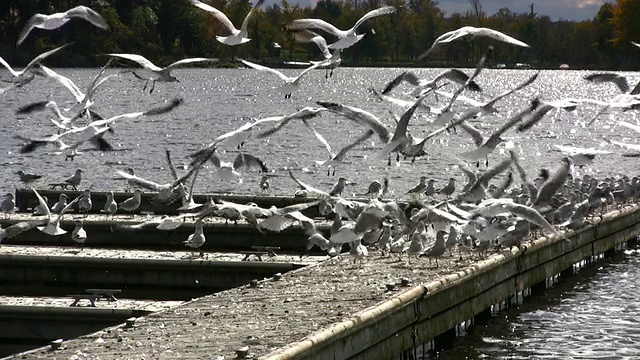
0;43;69;83
418;26;529;60
239;59;325;98
17;61;116;127
17;6;109;46
191;0;264;45
108;53;216;93
290;30;342;78
287;6;395;49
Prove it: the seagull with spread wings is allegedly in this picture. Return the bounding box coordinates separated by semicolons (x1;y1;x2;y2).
108;53;216;93
286;6;395;50
191;0;264;45
418;26;529;60
239;59;325;98
17;6;108;46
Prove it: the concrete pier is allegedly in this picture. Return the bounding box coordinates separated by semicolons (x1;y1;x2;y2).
5;204;640;360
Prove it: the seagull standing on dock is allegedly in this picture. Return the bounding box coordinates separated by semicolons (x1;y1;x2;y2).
1;193;16;217
104;191;118;217
71;219;87;248
120;189;142;216
51;194;68;213
329;178;348;196
78;190;92;214
64;169;83;190
184;220;206;257
17;5;109;45
16;170;43;188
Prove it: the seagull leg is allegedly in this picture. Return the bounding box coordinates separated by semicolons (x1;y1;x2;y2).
332;168;336;176
149;81;156;94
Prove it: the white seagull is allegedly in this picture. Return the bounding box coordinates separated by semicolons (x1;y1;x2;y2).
190;0;264;45
239;59;325;98
418;26;529;60
17;6;109;46
107;53;215;93
287;6;395;49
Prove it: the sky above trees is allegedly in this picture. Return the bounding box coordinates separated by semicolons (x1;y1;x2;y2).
267;0;605;21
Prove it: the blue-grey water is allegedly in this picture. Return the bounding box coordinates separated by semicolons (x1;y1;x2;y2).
1;67;640;358
438;250;640;359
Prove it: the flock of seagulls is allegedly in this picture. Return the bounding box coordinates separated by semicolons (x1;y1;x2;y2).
1;2;640;267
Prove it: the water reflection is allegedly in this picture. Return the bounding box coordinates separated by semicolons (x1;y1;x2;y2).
437;251;640;359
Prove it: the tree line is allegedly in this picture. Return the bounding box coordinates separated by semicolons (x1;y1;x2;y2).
0;0;638;69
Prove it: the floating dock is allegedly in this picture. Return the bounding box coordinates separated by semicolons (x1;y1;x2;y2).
6;204;640;359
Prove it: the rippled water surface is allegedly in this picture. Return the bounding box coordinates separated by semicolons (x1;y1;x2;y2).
1;67;639;195
438;251;640;359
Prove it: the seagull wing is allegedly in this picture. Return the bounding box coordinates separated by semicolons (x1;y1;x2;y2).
329;129;374;163
191;0;238;33
66;6;109;30
486;72;540;109
107;53;162;71
115;170;167;191
292;30;331;59
619;121;640;135
288;170;331;198
240;0;264;34
165;57;214;71
458;120;484;147
22;43;71;74
239;59;289;81
38;65;84;102
351;6;395;33
301;118;333;156
32;188;52;219
288;18;345;38
16;14;48;46
316;101;390;143
382;70;420;94
585;73;629;93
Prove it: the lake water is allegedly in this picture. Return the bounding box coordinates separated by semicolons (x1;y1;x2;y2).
1;67;639;196
438;250;640;359
2;67;640;358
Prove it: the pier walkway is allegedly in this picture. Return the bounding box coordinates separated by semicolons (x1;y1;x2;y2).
6;204;640;359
